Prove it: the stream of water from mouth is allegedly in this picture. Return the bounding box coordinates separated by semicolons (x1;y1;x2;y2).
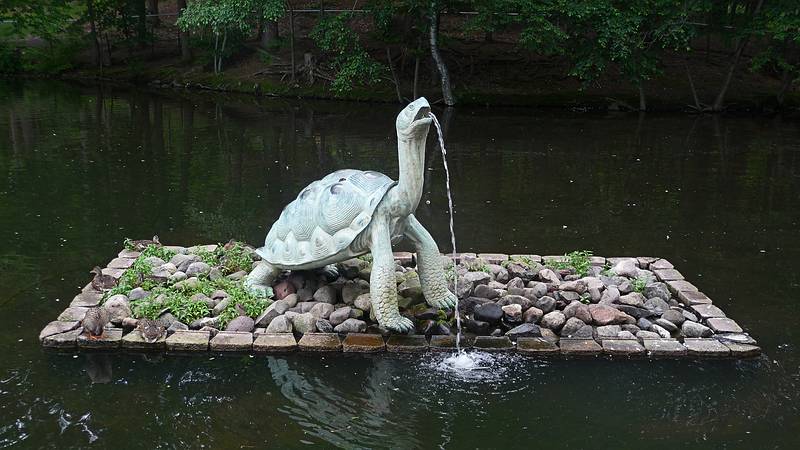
430;113;473;369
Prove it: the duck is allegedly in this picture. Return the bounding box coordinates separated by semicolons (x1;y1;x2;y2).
137;319;165;343
90;266;117;292
82;306;111;339
130;235;161;251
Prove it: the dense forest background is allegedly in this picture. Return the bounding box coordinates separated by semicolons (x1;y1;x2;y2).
1;1;797;111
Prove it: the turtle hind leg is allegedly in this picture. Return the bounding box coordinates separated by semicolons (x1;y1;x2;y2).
404;215;457;309
245;262;280;297
369;217;414;333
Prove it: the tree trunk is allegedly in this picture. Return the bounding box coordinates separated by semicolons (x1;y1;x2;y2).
260;20;279;49
87;0;102;69
711;0;764;112
776;67;793;107
637;83;646;112
413;53;420;100
685;59;703;111
177;0;191;62
386;47;403;103
288;4;296;83
147;0;159;26
135;0;147;48
429;3;455;106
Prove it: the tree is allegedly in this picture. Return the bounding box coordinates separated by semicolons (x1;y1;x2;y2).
177;0;192;61
429;0;455;105
177;0;257;73
752;0;800;106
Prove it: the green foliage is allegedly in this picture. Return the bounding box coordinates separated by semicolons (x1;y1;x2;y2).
140;244;176;262
311;12;385;94
218;241;254;274
550;250;593;277
215;280;270;328
632;276;648;294
0;43;20;73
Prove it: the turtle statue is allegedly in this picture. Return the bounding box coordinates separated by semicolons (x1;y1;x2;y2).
246;97;456;332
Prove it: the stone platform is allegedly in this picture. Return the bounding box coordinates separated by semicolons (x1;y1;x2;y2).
39;246;761;360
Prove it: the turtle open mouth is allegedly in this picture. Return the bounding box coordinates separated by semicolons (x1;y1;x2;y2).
413;105;431;122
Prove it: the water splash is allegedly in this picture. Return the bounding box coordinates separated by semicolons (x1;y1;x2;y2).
430;113;471;366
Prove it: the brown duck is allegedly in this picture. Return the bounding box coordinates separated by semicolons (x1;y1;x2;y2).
137;319;165;343
82;306;111;339
90;266;117;292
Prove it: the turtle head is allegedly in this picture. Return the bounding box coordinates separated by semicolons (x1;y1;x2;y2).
396;97;431;139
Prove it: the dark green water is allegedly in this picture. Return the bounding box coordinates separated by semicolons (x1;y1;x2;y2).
1;80;798;449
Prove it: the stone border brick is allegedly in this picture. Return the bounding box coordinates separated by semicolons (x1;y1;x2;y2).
121;330;167;350
298;333;342;352
77;328;123;349
429;335;475;352
210;331;253;351
342;334;385;353
516;337;559;355
473;336;513;352
643;339;687;357
42;329;82;348
253;333;297;352
166;330;210;351
684;338;731;357
602;339;645;357
386;335;428;352
559;339;602;356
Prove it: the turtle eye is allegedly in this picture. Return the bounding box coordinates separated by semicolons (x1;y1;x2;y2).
330;183;343;194
338;177;347;182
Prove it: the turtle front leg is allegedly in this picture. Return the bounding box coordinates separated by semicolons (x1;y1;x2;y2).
245;261;280;297
404;215;457;309
369;217;414;333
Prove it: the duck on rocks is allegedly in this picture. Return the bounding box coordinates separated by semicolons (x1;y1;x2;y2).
82;306;111;339
90;266;117;292
137;318;166;343
129;235;161;251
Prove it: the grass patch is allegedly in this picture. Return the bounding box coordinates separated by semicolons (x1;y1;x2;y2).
631;276;648;294
549;250;593;277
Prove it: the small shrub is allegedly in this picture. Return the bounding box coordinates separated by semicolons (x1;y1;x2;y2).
551;250;593;277
632;276;648;294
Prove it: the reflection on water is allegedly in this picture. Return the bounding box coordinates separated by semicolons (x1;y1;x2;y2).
0;80;799;448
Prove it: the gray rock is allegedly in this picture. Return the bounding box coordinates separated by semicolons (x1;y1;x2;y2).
682;309;699;322
637;318;653;330
208;267;222;281
501;304;523;322
210;290;228;300
315;319;334;333
537;268;561;284
143;256;167;268
588;287;602;303
473;284;500;299
282;293;299;308
496;294;533;310
636;330;660;339
226;316;255;332
599;286;620;304
611;259;638;277
313;285;338;304
334;318;367;333
596;325;622;339
563;300;592;323
522;306;543;323
170;254;201;272
644;297;670;314
310;302;335;319
617;331;636;340
463;271;492;286
341;279;370;304
329;307;352;326
255;300;291;327
559;280;587;294
212;297;231;316
572;325;594;339
506;277;525;290
682;321;713;338
298;301;318;313
644;282;671;301
104;295;131;323
618;292;646;307
185;261;211;277
561;317;586;337
128;287;149;301
621;324;641;334
157;312;178;327
615;305;654;320
292;313;317;334
166;321;188;335
266;315;293;333
652;324;672;338
296;288;314;302
533;296;556;314
527;282;548;298
474;303;504;324
505;323;541;341
227;270;247;281
354;293;372;312
558;291;581;303
661;309;685;326
617;280;633;295
190;316;219;329
541;311;566;331
655;318;678;333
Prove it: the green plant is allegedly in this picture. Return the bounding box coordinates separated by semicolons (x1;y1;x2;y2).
140;244;176;262
632;276;648;294
219;241;254;274
551;250;593;277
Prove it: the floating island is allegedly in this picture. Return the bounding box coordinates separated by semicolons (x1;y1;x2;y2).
39;241;760;358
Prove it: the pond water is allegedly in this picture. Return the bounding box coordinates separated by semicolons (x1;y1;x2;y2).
1;80;798;448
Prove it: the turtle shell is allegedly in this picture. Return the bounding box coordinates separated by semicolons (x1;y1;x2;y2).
257;169;396;267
